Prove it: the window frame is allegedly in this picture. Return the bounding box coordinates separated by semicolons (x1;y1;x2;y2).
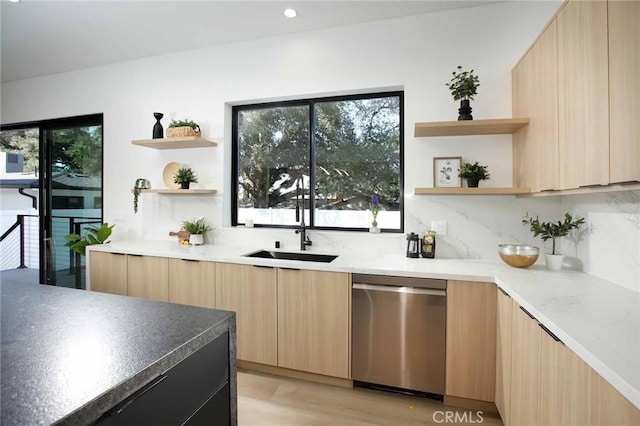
231;90;404;233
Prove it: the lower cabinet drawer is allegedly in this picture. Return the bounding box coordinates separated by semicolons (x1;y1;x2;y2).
97;332;229;425
184;382;230;426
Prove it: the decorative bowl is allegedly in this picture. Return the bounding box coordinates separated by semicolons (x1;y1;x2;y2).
498;244;539;268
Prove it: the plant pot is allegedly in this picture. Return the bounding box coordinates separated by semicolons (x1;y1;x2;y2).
189;234;204;245
458;99;473;121
466;178;480;188
180;182;190;190
545;254;564;271
369;221;381;234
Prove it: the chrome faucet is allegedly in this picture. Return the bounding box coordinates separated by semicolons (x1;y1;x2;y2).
295;177;312;251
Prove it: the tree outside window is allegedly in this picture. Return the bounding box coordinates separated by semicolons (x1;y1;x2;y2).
233;92;403;231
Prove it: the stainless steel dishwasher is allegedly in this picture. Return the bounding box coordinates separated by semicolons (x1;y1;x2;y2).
352;274;446;396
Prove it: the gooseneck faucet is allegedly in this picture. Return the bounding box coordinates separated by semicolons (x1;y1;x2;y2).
295;176;312;251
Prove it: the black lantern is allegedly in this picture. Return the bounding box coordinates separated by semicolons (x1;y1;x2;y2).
406;232;421;258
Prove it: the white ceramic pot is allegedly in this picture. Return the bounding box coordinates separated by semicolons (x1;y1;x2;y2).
545;254;564;271
190;234;204;245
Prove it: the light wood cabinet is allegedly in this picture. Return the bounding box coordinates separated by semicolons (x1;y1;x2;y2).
126;255;169;302
495;288;512;423
89;251;127;295
592;369;640;425
277;269;350;379
446;281;496;402
215;263;278;366
557;0;609;189
539;324;592;425
512;20;559;192
509;302;541;426
168;258;216;308
608;0;640;184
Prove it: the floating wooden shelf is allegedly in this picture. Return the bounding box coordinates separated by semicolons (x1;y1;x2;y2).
414;187;531;195
136;189;218;194
414;118;530;137
131;137;218;149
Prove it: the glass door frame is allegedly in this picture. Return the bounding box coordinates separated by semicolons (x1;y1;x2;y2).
1;113;103;286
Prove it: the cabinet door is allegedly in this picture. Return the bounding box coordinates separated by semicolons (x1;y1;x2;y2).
215;263;277;365
608;0;640;184
592;370;640;425
168;258;216;308
509;302;541;426
557;0;609;189
539;325;592;425
446;281;496;402
89;251;127;295
495;288;512;424
127;255;169;302
277;269;350;378
513;20;559;192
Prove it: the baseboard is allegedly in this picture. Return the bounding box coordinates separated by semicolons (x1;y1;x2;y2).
443;395;499;414
238;360;354;388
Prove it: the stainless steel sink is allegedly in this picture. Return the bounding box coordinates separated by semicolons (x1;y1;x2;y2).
244;250;338;263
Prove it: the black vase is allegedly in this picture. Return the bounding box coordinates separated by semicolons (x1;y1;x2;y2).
458;99;473;121
467;178;480;188
153;112;164;139
181;182;190;190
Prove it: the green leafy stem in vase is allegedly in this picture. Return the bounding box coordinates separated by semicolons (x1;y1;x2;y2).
522;212;585;255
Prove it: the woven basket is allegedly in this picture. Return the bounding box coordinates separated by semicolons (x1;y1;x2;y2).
166;126;201;138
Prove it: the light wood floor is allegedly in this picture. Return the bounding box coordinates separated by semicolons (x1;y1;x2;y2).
237;370;504;425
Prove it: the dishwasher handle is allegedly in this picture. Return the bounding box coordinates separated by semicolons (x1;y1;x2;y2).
353;283;446;297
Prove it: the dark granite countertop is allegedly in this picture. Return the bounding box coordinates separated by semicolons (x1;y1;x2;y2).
0;282;236;425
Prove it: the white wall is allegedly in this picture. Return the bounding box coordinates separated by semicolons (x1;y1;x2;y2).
3;1;638;290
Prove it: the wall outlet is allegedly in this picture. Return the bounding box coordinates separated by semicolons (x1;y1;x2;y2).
431;220;447;235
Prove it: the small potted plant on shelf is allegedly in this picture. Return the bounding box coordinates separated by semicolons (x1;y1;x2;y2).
182;217;213;245
522;212;585;271
458;161;490;187
445;65;480;120
174;167;198;189
167;119;201;138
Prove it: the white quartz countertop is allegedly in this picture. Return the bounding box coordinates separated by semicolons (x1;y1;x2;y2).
88;240;640;409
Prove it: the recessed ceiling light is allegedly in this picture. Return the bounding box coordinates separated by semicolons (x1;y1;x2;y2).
284;8;297;18
8;0;21;3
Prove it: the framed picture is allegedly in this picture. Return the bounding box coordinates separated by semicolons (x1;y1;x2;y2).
433;157;462;188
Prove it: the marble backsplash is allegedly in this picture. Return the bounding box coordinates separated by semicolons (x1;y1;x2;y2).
138;189;639;292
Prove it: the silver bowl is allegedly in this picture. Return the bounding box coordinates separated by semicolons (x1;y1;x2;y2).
498;244;539;268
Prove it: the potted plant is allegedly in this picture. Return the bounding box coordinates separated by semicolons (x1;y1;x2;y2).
174;167;198;189
445;65;480;120
64;223;115;256
522;213;585;270
458;161;490;187
369;194;381;233
182;217;213;245
167;119;201;138
132;178;150;213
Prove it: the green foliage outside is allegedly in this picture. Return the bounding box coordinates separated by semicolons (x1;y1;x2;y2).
236;96;400;214
0;126;102;177
64;223;115;256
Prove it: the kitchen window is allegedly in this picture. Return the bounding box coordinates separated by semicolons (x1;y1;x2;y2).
232;91;403;232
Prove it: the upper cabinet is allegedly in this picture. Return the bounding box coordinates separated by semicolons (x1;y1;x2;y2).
557;0;609;189
608;0;640;184
512;19;559;193
513;0;640;194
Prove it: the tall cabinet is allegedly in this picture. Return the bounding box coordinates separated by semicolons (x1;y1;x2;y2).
557;0;609;189
513;0;640;192
608;0;640;183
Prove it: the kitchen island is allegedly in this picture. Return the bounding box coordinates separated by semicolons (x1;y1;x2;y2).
0;281;236;425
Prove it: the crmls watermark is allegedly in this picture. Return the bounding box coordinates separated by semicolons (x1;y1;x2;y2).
433;410;484;424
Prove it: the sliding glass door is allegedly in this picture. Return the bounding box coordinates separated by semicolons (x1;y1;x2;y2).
1;114;103;288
